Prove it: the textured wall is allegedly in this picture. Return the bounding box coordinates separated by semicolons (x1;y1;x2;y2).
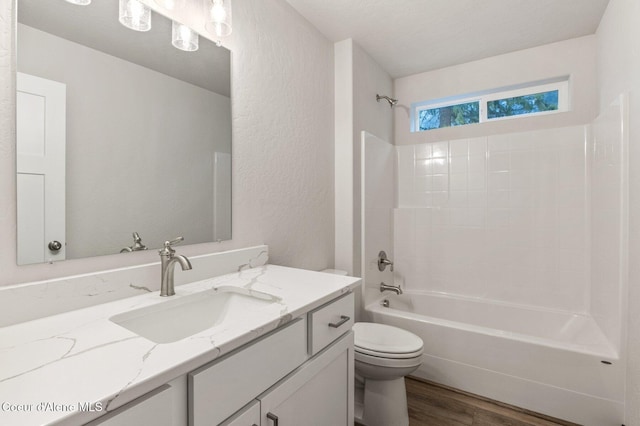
334;40;392;321
334;39;393;279
596;0;640;424
0;0;335;286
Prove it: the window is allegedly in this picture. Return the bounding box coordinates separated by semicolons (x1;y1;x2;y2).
412;79;569;132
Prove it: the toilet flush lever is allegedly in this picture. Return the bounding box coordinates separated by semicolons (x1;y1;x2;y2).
377;251;394;272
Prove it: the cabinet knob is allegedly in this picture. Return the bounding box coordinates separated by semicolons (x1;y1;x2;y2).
267;412;279;426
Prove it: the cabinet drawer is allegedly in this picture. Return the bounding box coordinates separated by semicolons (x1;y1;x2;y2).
308;293;354;355
86;385;173;426
189;318;307;426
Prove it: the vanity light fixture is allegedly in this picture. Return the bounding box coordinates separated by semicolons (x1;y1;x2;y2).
172;21;199;51
205;0;232;39
119;0;152;32
64;0;92;4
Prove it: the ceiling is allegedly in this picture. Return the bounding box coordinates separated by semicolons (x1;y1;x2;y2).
285;0;611;79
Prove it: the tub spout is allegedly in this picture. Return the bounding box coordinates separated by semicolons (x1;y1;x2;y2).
380;282;402;295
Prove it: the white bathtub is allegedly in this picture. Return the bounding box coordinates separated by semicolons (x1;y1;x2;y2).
365;292;624;426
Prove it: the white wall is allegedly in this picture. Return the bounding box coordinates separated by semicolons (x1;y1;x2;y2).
394;35;597;145
596;0;640;424
335;39;393;280
394;127;590;313
0;0;335;286
334;39;355;277
18;23;230;258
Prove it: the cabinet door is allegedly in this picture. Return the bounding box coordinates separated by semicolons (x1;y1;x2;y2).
85;385;173;426
259;332;354;426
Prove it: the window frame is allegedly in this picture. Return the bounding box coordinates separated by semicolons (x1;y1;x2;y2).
411;78;569;132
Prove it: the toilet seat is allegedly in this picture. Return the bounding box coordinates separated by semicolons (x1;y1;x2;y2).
355;346;423;359
355;350;423;369
353;322;423;359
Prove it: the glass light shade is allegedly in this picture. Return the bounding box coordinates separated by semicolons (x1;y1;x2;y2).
172;21;199;52
205;0;232;38
65;0;91;4
119;0;152;32
153;0;185;10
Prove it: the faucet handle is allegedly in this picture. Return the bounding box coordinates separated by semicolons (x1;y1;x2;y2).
377;250;394;272
165;237;184;247
159;237;184;256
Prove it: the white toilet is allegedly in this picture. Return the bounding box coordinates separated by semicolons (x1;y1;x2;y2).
353;322;424;426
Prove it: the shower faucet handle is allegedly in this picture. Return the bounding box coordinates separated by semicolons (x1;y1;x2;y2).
377;250;394;272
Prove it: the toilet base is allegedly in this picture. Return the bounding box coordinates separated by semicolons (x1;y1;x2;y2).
354;379;365;422
360;377;409;426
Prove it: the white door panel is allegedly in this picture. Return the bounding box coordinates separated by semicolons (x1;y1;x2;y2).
17;72;66;265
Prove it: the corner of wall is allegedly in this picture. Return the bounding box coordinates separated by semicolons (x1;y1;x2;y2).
334;38;355;276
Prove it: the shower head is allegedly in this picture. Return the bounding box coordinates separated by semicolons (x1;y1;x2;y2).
376;94;398;108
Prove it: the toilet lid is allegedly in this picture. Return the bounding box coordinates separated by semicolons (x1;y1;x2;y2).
353;322;423;357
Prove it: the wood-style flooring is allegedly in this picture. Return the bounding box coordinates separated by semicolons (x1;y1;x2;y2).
405;377;580;426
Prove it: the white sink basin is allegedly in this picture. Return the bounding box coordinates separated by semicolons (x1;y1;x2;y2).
110;286;281;343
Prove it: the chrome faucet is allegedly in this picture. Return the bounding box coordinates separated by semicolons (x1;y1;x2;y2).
377;251;394;272
380;281;402;295
159;237;192;297
120;232;148;253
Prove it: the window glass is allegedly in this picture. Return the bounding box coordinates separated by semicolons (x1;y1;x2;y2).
487;90;559;119
411;78;568;132
418;101;479;131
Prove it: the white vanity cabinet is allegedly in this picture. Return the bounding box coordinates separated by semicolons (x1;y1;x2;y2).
219;401;260;426
189;318;308;425
85;385;175;426
190;292;355;426
258;332;354;426
86;291;355;426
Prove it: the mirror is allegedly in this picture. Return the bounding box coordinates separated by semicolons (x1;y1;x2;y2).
16;0;232;265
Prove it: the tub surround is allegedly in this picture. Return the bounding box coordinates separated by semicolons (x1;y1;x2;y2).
360;98;628;425
0;247;360;425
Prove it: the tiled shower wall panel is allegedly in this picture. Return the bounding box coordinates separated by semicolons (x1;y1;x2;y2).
362;132;395;307
395;126;589;313
590;98;626;350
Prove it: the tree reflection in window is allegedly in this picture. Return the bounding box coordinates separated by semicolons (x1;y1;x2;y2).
418;101;480;131
487;90;559;119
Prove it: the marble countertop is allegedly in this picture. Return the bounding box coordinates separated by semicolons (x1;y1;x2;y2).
0;265;360;425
